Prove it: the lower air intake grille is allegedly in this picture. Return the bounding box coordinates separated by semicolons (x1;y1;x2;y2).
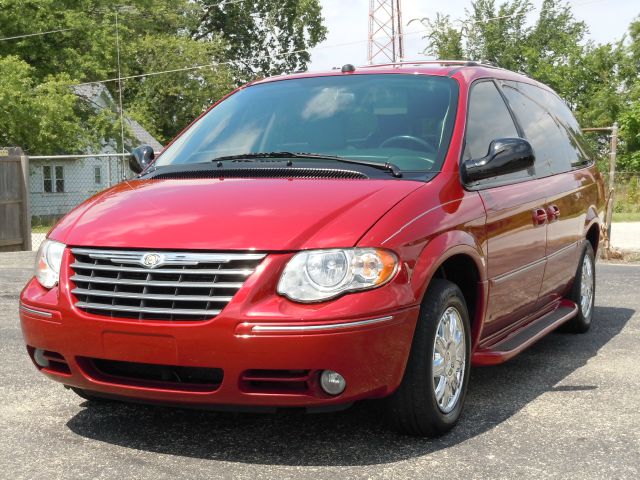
70;248;265;321
80;358;223;392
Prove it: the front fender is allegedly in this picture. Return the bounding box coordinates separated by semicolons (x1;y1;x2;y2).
411;233;487;300
358;176;488;348
410;232;489;349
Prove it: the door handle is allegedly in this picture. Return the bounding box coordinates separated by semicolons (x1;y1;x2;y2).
547;205;560;221
533;208;548;226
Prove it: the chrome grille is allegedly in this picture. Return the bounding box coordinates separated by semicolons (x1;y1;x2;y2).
69;248;265;321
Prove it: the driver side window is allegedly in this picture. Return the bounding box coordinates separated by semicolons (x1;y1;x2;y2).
464;81;519;161
464;80;530;185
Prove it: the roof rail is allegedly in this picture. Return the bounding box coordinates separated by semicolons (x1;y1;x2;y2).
358;59;504;70
358;59;469;69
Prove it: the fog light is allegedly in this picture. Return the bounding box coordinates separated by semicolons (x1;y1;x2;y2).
33;348;50;368
320;370;346;395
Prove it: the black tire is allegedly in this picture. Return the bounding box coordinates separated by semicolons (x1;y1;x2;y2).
564;242;596;333
386;279;471;436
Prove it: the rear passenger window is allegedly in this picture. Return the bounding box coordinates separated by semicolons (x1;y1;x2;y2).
521;84;593;168
464;81;519;161
501;83;569;176
502;82;591;173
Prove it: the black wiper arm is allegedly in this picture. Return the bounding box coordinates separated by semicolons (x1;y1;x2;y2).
293;152;403;178
212;152;298;162
211;151;403;178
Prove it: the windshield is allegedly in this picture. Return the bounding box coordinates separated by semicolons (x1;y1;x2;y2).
155;74;458;172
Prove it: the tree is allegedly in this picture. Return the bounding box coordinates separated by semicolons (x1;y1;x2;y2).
416;0;640;172
0;0;326;148
522;0;588;106
618;18;640;172
193;0;327;81
0;0;234;144
464;0;532;71
413;13;464;60
122;34;233;144
0;55;119;154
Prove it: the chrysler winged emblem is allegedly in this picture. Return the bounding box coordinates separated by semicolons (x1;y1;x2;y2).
141;253;162;268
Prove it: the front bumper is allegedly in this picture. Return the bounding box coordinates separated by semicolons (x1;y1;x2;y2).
19;276;419;408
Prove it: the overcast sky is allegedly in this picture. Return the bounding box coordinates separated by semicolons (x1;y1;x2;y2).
309;0;639;71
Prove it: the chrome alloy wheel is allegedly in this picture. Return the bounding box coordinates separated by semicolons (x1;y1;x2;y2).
580;253;594;319
432;306;466;414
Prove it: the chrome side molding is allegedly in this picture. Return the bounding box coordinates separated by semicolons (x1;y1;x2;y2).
19;304;53;318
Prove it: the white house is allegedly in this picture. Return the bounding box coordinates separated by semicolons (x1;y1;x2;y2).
30;84;163;224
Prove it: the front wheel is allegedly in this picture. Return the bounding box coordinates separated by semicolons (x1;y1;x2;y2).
386;279;471;436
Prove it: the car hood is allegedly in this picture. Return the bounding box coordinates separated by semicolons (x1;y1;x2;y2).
50;178;424;250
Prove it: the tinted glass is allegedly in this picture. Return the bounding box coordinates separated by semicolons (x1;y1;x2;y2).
501;83;566;176
464;81;519;161
156;75;458;172
464;81;530;184
518;83;592;168
502;82;592;175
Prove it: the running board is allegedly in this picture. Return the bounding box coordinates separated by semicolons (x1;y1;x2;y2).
472;299;578;366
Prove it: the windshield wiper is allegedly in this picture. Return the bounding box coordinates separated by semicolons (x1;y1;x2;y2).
211;152;403;178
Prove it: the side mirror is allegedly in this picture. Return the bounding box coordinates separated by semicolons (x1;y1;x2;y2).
129;145;155;174
461;138;535;184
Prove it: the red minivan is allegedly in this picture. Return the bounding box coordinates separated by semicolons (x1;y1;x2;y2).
20;61;605;436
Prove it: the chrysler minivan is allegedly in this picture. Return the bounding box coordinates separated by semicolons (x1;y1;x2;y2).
19;61;605;436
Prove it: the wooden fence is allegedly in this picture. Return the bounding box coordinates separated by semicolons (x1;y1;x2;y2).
0;147;31;251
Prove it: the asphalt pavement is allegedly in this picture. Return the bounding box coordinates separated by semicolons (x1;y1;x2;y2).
1;251;638;479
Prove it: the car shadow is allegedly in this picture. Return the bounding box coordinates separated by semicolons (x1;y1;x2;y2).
66;306;634;466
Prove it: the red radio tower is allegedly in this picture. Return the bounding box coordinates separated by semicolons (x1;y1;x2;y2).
368;0;404;64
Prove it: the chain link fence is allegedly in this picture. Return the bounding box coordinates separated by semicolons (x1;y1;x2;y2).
30;154;133;250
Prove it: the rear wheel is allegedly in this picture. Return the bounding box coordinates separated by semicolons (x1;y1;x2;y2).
564;242;596;333
386;279;471;436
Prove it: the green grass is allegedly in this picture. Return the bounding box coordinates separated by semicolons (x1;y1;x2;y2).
613;212;640;222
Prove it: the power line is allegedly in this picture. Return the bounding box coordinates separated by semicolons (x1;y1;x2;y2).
0;0;615;47
406;0;616;31
68;36;374;88
0;27;74;42
0;0;253;44
219;0;253;6
70;61;229;87
41;0;623;89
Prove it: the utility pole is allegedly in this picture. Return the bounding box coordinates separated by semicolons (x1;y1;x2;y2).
583;122;619;255
368;0;404;64
115;9;125;182
607;122;619;252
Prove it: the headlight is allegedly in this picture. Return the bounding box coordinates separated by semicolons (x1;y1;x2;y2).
277;248;398;302
35;239;66;288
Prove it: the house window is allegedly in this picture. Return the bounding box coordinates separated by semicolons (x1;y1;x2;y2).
55;166;64;192
43;165;65;193
94;166;102;185
43;166;52;193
